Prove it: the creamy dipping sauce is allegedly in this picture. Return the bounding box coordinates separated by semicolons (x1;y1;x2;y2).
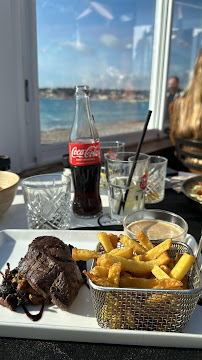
127;219;184;240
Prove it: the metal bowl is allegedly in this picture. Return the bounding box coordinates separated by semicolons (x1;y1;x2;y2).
181;175;202;209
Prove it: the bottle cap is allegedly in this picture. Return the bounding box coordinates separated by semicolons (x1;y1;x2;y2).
75;85;89;95
0;156;11;171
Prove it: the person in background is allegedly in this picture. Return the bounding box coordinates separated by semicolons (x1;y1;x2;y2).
168;76;181;100
169;47;202;173
164;76;181;131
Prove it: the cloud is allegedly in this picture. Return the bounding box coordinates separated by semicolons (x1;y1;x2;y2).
100;34;124;49
59;40;94;55
120;14;133;22
90;2;114;20
126;43;132;49
76;8;92;20
106;66;121;78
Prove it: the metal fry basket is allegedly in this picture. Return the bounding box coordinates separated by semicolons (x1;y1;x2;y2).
89;241;202;332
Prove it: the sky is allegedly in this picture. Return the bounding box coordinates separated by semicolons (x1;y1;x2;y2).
36;0;202;90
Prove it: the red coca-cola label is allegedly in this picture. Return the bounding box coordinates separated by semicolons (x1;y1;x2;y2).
140;173;148;190
69;141;101;166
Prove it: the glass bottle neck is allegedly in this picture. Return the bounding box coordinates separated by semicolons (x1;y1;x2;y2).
75;93;92;123
70;87;99;142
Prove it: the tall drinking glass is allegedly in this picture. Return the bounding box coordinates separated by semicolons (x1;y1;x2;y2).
105;152;149;223
100;141;125;195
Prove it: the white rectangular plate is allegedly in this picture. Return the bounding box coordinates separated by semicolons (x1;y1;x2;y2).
0;229;201;348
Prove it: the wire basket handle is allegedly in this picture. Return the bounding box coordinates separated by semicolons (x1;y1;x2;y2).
196;232;202;274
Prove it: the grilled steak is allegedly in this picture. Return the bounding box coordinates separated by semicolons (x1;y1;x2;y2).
18;236;84;311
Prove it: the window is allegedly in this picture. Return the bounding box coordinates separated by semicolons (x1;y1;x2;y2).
36;0;157;146
169;1;202;88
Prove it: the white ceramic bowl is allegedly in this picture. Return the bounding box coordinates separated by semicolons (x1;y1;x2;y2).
0;171;19;216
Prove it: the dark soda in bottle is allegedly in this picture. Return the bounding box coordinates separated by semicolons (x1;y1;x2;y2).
69;85;102;218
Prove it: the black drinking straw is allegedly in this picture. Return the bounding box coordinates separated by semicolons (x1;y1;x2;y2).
117;110;152;215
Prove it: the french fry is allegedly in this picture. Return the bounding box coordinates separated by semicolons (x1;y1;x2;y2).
155;252;171;265
83;270;116;287
108;262;122;286
169;253;195;281
131;254;143;262
136;230;153;250
108;233;118;248
119;235;146;255
152;265;170;279
121;271;131;278
141;239;172;261
160;265;171;275
96;255;108;267
72;248;100;261
90;266;109;279
119;276;183;289
108;248;120;255
98;232;114;252
98;252;170;275
109;246;133;258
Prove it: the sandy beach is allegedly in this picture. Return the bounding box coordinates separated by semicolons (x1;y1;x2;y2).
41;121;144;144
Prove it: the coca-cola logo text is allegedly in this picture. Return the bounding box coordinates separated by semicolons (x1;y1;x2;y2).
71;145;99;159
140;173;148;190
69;141;100;166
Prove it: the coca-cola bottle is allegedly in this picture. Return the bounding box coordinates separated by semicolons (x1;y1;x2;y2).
69;85;102;218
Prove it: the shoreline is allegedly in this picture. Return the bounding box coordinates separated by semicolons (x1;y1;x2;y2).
41;121;144;144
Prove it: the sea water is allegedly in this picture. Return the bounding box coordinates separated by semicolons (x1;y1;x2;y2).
39;99;149;131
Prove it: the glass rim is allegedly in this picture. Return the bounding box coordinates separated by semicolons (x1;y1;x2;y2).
148;155;168;164
21;173;70;190
123;209;188;241
105;152;150;163
100;140;125;147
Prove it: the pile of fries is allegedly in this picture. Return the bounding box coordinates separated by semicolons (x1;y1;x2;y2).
72;231;198;331
72;231;195;290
